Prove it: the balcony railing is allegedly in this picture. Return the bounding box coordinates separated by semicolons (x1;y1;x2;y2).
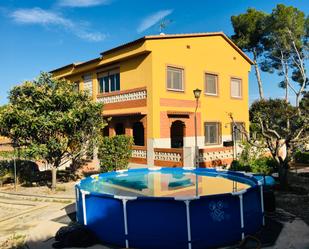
131;146;147;159
97;87;147;104
130;145;147;164
154;148;183;167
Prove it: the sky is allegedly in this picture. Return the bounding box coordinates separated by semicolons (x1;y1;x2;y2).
0;0;308;105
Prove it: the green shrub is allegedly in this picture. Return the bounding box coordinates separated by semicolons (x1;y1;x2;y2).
250;157;275;175
230;157;276;175
230;160;251;172
98;135;133;172
0;160;11;177
294;151;309;164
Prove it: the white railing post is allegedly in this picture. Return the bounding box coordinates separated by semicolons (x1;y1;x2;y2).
122;199;129;248
114;196;137;249
80;190;89;225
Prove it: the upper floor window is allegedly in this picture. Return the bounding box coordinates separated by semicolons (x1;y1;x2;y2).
231;78;242;98
83;74;92;96
98;69;120;94
204;122;221;145
167;66;184;91
205;73;218;96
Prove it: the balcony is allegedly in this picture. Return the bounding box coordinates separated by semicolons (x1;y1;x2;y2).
96;87;147;105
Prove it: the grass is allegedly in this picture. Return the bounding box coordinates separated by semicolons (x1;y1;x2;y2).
55;185;66;192
0;234;27;249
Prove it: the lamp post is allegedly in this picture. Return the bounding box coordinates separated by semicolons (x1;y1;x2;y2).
193;88;201;168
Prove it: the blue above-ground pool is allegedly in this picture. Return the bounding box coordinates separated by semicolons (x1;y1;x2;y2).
75;167;265;249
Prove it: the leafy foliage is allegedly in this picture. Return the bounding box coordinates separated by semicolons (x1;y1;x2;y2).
250;157;276;175
231;142;276;175
0;72;106;187
231;8;267;56
247;98;308;186
231;4;308;106
230;158;275;175
98;135;133;172
294;151;309;164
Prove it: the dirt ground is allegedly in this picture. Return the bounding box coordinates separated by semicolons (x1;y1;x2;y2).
0;181;76;197
275;170;309;226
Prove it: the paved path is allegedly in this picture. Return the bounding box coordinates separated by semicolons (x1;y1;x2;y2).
0;192;73;243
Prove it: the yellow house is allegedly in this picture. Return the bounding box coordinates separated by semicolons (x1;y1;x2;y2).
51;32;253;168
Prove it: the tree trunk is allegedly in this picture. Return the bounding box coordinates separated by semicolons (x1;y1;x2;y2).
253;50;264;100
285;80;289;103
278;161;289;190
51;166;57;191
295;92;300;109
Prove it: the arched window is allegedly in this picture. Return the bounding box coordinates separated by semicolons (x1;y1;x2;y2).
171;120;185;148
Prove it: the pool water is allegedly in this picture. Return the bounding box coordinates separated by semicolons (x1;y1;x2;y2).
80;169;253;198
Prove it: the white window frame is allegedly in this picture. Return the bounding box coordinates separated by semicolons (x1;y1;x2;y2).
205;73;218;96
204;122;221;145
166;66;184;92
98;69;120;94
230;78;242;98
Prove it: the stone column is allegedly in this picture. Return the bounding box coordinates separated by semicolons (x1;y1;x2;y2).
147;139;154;167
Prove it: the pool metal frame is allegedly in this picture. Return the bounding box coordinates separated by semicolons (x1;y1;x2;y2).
76;167;265;249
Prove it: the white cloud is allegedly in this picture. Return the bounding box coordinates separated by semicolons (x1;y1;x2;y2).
58;0;110;7
137;9;173;33
76;30;106;42
10;8;105;42
11;8;73;27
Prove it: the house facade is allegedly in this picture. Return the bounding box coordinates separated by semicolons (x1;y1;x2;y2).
51;32;253;168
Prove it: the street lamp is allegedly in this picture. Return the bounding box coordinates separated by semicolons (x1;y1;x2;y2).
193;88;201;168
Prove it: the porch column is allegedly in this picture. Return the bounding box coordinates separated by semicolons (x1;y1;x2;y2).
125;121;132;136
147;139;154;167
109;123;116;137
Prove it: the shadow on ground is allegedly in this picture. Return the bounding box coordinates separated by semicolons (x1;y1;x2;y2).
25;207;303;249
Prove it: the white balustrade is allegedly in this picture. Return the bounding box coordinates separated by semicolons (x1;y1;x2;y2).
97;89;147;104
154;151;182;162
199;149;233;162
132;149;147;159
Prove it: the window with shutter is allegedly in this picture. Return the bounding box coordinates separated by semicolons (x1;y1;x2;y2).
167;66;184;91
231;78;242;98
204;122;221;145
205;73;218;95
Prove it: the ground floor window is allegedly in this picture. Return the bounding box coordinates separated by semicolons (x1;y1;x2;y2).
231;122;244;141
204;122;221;145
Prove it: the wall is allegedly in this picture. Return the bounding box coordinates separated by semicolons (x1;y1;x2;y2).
146;35;251;148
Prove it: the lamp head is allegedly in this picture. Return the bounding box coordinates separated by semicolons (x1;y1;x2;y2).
193;88;202;99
